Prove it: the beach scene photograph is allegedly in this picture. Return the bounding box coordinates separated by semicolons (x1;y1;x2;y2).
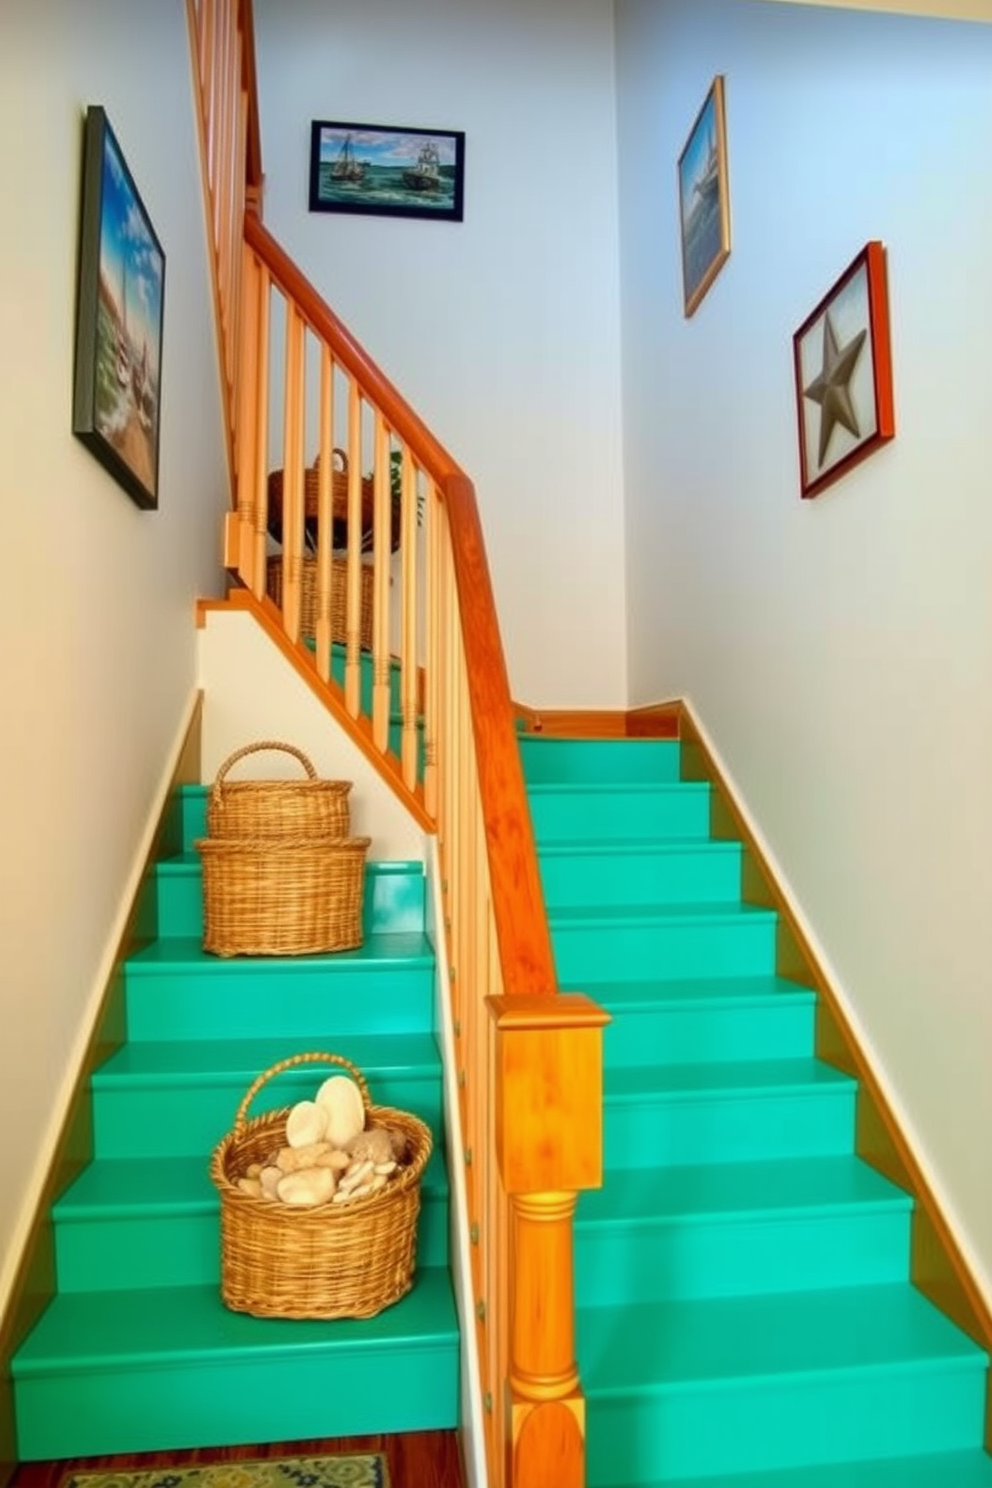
310;121;464;220
678;78;729;314
93;120;165;500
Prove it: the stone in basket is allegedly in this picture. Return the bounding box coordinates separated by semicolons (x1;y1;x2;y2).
209;1052;432;1320
206;740;352;840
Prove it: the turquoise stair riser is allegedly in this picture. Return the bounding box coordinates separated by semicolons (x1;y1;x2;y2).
604;1080;857;1168
538;841;742;909
124;945;434;1041
519;737;682;784
13;1273;458;1460
585;1365;987;1485
90;1066;444;1160
155;859;427;941
575;1205;912;1305
53;1162;450;1291
303;639;404;718
529;783;711;842
601;991;816;1067
549;907;778;984
640;1449;992;1487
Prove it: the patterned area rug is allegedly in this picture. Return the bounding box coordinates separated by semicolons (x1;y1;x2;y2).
60;1457;389;1488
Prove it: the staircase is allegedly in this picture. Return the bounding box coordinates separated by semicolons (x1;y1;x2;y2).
520;732;992;1488
10;773;459;1459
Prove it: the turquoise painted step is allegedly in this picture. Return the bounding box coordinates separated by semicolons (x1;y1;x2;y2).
537;839;742;909
52;1148;449;1291
154;857;426;940
528;782;711;842
580;1284;989;1484
12;1267;459;1459
304;637;404;716
89;1033;444;1159
519;737;681;784
619;1449;992;1487
124;933;434;1041
603;1058;857;1168
588;976;816;1067
549;902;778;984
575;1156;912;1305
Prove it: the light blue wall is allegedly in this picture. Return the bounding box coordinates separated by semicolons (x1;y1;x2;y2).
617;0;992;1298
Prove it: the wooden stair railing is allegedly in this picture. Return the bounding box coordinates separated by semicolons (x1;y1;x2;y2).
188;7;606;1486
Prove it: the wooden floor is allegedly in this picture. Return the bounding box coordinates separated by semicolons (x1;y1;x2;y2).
10;1430;464;1488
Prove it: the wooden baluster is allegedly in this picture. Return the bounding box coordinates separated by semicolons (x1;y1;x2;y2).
400;447;419;790
251;262;270;594
344;380;363;716
489;993;609;1488
281;303;306;643
230;244;260;586
423;480;439;817
314;344;334;682
371;414;391;754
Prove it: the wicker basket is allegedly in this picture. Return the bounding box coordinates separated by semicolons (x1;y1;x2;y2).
206;742;352;842
196;834;371;957
266;555;374;648
210;1051;432;1319
266;448;399;554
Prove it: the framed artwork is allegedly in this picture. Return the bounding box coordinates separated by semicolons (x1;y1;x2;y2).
677;75;731;317
309;121;465;222
793;240;895;500
72;106;165;511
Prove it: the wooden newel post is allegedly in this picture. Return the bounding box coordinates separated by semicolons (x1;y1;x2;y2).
488;992;609;1488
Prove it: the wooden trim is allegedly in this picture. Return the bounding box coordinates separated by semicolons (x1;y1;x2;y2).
625;701;681;738
220;588;434;832
677;698;992;1440
0;694;203;1486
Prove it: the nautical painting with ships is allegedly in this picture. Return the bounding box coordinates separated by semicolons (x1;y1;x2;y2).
311;123;462;218
679;95;722;304
95;125;164;497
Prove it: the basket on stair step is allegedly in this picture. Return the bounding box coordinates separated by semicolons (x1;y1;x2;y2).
266;553;374;649
196;741;369;957
210;1051;432;1320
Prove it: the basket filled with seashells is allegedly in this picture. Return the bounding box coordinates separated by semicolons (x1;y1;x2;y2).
209;1051;432;1319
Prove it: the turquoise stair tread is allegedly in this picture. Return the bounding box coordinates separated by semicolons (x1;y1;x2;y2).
528;781;706;798
605;1057;857;1100
13;1266;457;1375
549;901;775;926
577;1156;911;1226
537;837;737;856
128;931;434;969
93;1032;440;1083
54;1148;448;1218
582;974;814;1007
625;1450;992;1487
579;1284;988;1391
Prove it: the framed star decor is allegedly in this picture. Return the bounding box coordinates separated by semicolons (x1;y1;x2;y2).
793;240;895;500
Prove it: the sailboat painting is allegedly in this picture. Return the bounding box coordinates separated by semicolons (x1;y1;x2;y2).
73;106;165;509
677;76;731;317
309;120;465;222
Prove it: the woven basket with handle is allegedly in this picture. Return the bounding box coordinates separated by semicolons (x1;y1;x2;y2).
266;554;374;648
206;741;352;841
209;1051;432;1319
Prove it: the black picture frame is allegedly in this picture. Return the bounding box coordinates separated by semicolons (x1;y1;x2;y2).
308;120;465;223
72;106;166;511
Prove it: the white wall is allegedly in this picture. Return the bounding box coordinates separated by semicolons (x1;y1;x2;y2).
198;609;425;863
253;0;627;709
617;0;992;1298
0;0;229;1302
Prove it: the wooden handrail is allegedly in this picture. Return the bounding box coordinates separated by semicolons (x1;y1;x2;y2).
243;213;557;997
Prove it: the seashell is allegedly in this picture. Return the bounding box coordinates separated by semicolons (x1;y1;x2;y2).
369;1173;388;1193
259;1166;282;1200
315;1148;351;1170
373;1160;397;1176
246;1162;263;1180
286;1100;328;1149
289;1140;332;1167
277;1166;335;1207
237;1176;263;1198
339;1158;374;1192
315;1076;365;1150
276;1146;301;1174
348;1127;394;1166
346;1181;373;1201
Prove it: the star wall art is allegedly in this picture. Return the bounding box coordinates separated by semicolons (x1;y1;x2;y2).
792;241;895;499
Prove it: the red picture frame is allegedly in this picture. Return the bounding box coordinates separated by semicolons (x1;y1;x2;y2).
793;240;895;500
